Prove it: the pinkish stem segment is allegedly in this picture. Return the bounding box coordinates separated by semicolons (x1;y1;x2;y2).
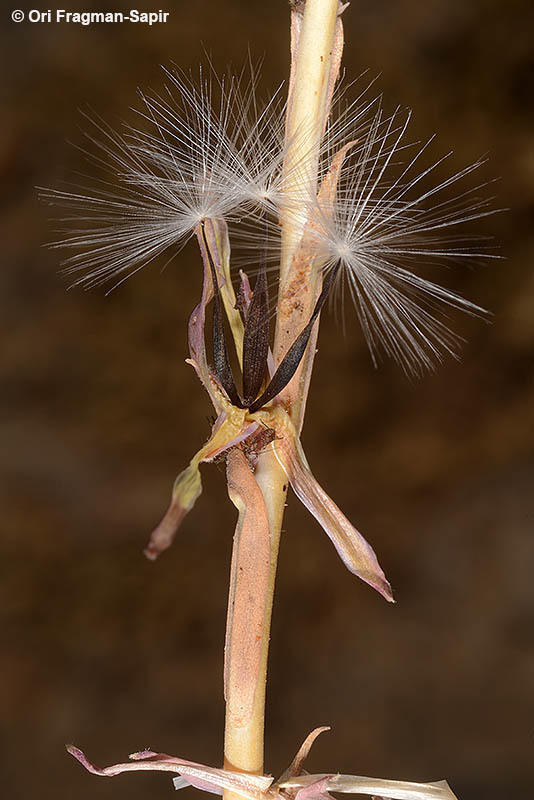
224;449;272;774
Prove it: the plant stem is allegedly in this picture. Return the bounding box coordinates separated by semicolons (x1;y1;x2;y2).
223;449;287;780
279;0;341;283
223;1;342;794
275;0;344;430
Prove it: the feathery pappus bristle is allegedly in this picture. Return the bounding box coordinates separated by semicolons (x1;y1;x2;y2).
41;65;498;375
40;62;288;290
301;102;500;375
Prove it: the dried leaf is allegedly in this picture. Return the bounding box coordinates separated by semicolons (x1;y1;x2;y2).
68;739;459;800
275;140;357;430
279;774;459;800
277;726;331;783
144;460;202;560
273;430;393;602
67;745;273;800
315;141;358;216
145;414;259;559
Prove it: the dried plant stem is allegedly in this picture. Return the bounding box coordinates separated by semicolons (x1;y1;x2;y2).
276;0;344;429
223;450;287;781
280;0;341;281
223;1;342;796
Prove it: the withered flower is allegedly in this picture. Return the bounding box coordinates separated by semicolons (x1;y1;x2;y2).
144;210;393;601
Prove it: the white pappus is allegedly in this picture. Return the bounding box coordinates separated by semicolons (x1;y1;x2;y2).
41;63;499;375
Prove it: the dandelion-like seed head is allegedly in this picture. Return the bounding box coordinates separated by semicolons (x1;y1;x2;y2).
304;102;499;375
41;61;287;289
330;237;353;263
42;64;497;375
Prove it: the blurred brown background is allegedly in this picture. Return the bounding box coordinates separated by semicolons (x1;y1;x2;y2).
1;1;533;798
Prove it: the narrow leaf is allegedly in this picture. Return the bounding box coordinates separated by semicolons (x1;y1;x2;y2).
279;773;458;800
67;745;273;800
144;460;202;560
277;727;331;784
273;433;394;602
145;415;259;559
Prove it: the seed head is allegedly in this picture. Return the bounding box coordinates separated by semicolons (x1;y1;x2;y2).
304;102;500;374
41;63;287;289
42;67;498;375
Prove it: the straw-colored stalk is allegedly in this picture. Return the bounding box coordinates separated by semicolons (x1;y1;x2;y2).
223;0;343;793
